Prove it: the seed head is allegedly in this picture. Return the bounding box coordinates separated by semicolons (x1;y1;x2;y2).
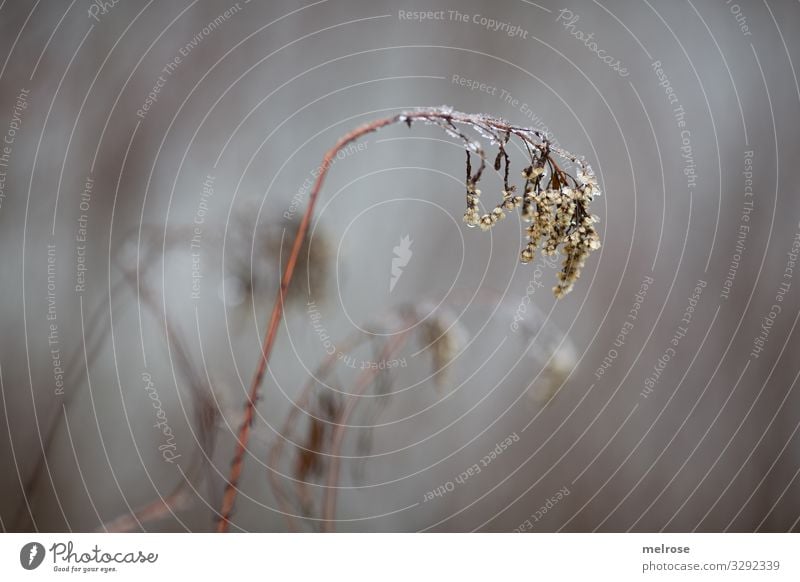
450;110;600;297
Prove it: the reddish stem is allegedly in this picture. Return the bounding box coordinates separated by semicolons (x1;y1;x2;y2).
216;108;574;531
267;334;366;531
216;115;401;531
320;323;414;531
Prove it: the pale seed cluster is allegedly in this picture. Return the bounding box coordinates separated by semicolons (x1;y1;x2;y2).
460;134;600;298
400;108;600;298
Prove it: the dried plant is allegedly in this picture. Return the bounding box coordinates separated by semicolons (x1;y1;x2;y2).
14;226;220;532
266;295;574;531
267;303;460;531
225;211;330;310
415;301;469;389
217;107;601;531
99;227;221;532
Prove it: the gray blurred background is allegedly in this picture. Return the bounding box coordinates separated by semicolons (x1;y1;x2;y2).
1;0;799;532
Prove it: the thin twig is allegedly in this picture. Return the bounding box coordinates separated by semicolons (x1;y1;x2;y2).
216;108;598;530
217;115;404;531
267;334;365;531
320;318;416;531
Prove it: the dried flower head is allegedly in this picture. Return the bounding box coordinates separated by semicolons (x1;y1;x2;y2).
227;212;330;308
219;108;600;531
409;109;602;298
415;303;468;388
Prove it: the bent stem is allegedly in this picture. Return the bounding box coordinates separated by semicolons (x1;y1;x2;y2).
216;108;599;531
216;115;399;531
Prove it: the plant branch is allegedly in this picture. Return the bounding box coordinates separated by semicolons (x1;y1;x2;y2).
216;108;600;530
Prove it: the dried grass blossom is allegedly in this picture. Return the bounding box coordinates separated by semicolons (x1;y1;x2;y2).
218;107;601;531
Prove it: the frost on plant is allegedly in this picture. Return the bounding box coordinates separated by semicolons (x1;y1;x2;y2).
217;107;601;531
408;108;601;298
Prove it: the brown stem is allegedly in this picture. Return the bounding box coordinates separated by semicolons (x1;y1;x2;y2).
216;108;583;531
216;115;404;531
267;334;366;531
99;483;192;533
320;323;414;531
